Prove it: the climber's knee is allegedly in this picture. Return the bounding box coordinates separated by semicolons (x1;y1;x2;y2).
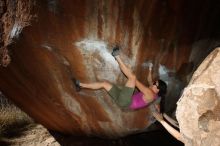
126;74;136;87
102;81;112;91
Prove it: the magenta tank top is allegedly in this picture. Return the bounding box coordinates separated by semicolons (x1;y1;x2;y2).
129;91;158;110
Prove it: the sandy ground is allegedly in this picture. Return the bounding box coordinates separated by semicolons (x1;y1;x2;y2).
0;123;184;146
0;124;60;146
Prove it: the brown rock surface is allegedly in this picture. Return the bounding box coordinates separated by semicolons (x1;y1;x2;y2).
0;0;33;67
0;0;220;138
176;48;220;146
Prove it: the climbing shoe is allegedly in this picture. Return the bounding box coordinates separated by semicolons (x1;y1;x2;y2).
71;78;81;92
111;46;120;57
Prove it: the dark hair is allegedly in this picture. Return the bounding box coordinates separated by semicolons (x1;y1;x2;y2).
157;79;167;97
158;79;167;113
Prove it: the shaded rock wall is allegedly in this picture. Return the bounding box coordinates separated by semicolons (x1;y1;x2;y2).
0;0;220;138
176;48;220;146
0;0;34;67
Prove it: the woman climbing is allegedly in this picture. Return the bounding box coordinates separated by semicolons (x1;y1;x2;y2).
73;46;167;110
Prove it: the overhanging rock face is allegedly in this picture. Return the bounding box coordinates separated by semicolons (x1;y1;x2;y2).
0;0;220;138
176;48;220;146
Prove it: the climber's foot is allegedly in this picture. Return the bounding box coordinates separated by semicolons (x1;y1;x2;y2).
112;46;120;57
71;78;81;92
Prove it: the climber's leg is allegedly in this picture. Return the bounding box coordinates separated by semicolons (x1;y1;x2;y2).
79;81;113;91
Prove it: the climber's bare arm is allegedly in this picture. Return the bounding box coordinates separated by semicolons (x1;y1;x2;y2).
160;120;184;143
163;113;179;128
135;80;154;101
147;68;153;85
152;112;184;143
154;103;160;112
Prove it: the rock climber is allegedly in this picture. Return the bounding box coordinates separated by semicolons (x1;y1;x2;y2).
72;46;167;111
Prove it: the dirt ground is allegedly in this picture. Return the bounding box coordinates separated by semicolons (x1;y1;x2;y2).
0;124;60;146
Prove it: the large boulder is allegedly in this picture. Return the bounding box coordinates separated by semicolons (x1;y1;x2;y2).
1;0;220;138
176;48;220;146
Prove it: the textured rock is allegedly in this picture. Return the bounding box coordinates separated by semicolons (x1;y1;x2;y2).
176;48;220;146
0;0;220;138
0;0;34;67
